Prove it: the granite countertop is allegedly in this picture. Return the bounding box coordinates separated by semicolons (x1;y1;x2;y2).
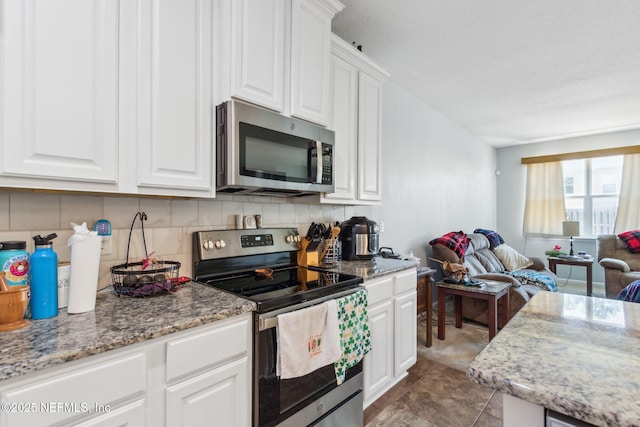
324;257;419;279
0;257;416;383
0;282;255;382
467;291;640;427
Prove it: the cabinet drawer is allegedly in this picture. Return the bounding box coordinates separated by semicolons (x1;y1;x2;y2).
394;268;417;295
74;399;146;426
166;316;250;383
0;352;145;426
363;276;393;306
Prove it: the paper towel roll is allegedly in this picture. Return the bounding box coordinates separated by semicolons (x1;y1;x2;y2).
67;235;101;314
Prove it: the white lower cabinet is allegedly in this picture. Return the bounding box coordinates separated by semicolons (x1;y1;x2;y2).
364;298;393;401
164;313;252;426
0;313;252;427
166;358;249;427
362;268;417;408
74;400;146;427
0;351;147;426
394;278;418;376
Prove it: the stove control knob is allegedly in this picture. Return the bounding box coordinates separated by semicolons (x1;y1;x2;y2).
295;234;301;242
286;234;296;243
214;240;226;249
203;240;214;250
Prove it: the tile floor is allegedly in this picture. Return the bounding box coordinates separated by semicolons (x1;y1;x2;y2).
364;355;503;427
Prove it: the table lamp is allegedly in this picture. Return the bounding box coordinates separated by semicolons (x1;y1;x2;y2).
562;221;580;256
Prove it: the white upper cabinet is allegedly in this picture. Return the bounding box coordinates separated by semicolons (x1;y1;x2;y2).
0;0;214;196
130;0;214;194
228;0;286;112
326;54;358;200
220;0;343;126
322;35;389;204
1;0;119;185
357;72;384;202
289;0;339;125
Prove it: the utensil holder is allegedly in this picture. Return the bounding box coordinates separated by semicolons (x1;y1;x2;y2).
321;238;340;266
297;239;319;267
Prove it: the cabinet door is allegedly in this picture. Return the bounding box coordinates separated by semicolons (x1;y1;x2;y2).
394;291;417;376
1;0;118;183
134;0;213;192
324;54;358;201
230;0;286;112
290;0;336;125
357;72;384;202
166;357;250;427
363;300;393;407
73;400;146;427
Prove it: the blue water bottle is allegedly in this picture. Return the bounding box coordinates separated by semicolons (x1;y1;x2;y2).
30;233;59;319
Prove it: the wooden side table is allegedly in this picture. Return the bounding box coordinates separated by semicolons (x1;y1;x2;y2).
416;267;436;347
547;257;594;296
436;281;511;341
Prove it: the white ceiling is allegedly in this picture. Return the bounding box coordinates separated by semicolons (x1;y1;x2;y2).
331;0;640;147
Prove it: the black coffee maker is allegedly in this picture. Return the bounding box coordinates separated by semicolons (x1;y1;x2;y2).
339;216;379;260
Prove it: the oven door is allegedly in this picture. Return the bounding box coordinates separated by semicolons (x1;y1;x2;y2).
254;290;363;427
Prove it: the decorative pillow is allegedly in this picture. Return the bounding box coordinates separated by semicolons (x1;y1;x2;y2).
429;231;470;259
618;230;640;254
473;228;505;249
493;244;533;271
617;280;640;303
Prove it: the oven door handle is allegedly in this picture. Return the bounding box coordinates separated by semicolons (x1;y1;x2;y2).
258;287;361;331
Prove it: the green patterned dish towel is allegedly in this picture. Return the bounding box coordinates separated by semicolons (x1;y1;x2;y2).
334;288;371;384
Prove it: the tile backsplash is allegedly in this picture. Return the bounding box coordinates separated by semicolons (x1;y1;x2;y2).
0;190;357;290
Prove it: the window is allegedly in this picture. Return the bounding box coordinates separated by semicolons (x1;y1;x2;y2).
562;156;623;236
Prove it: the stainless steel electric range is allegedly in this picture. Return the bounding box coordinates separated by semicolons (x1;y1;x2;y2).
193;228;364;427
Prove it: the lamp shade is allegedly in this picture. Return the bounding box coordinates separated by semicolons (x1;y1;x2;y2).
562;221;580;237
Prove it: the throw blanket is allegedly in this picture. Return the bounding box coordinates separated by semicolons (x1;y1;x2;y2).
506;270;557;292
617;280;640;302
277;300;341;379
334;289;371;385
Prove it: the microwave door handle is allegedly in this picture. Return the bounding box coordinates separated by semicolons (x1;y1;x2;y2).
315;140;323;183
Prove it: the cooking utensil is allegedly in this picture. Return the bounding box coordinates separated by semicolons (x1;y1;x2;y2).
254;268;274;279
306;223;322;252
305;222;316;241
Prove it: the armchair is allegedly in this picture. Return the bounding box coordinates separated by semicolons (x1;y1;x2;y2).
597;234;640;298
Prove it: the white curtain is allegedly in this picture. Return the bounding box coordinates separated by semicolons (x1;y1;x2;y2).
614;153;640;233
523;162;566;236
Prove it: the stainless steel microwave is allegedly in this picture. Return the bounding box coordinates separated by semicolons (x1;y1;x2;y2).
215;100;335;196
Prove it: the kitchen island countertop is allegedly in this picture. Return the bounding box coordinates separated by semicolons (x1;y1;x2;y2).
0;282;255;381
467;291;640;427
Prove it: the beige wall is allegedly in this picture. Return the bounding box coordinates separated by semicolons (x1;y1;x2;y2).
363;82;497;267
0;190;357;290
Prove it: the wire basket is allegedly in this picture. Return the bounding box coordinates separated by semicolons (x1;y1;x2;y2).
321;238;341;267
111;212;182;297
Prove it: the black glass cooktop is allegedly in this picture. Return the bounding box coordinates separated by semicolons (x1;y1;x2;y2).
201;266;362;312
